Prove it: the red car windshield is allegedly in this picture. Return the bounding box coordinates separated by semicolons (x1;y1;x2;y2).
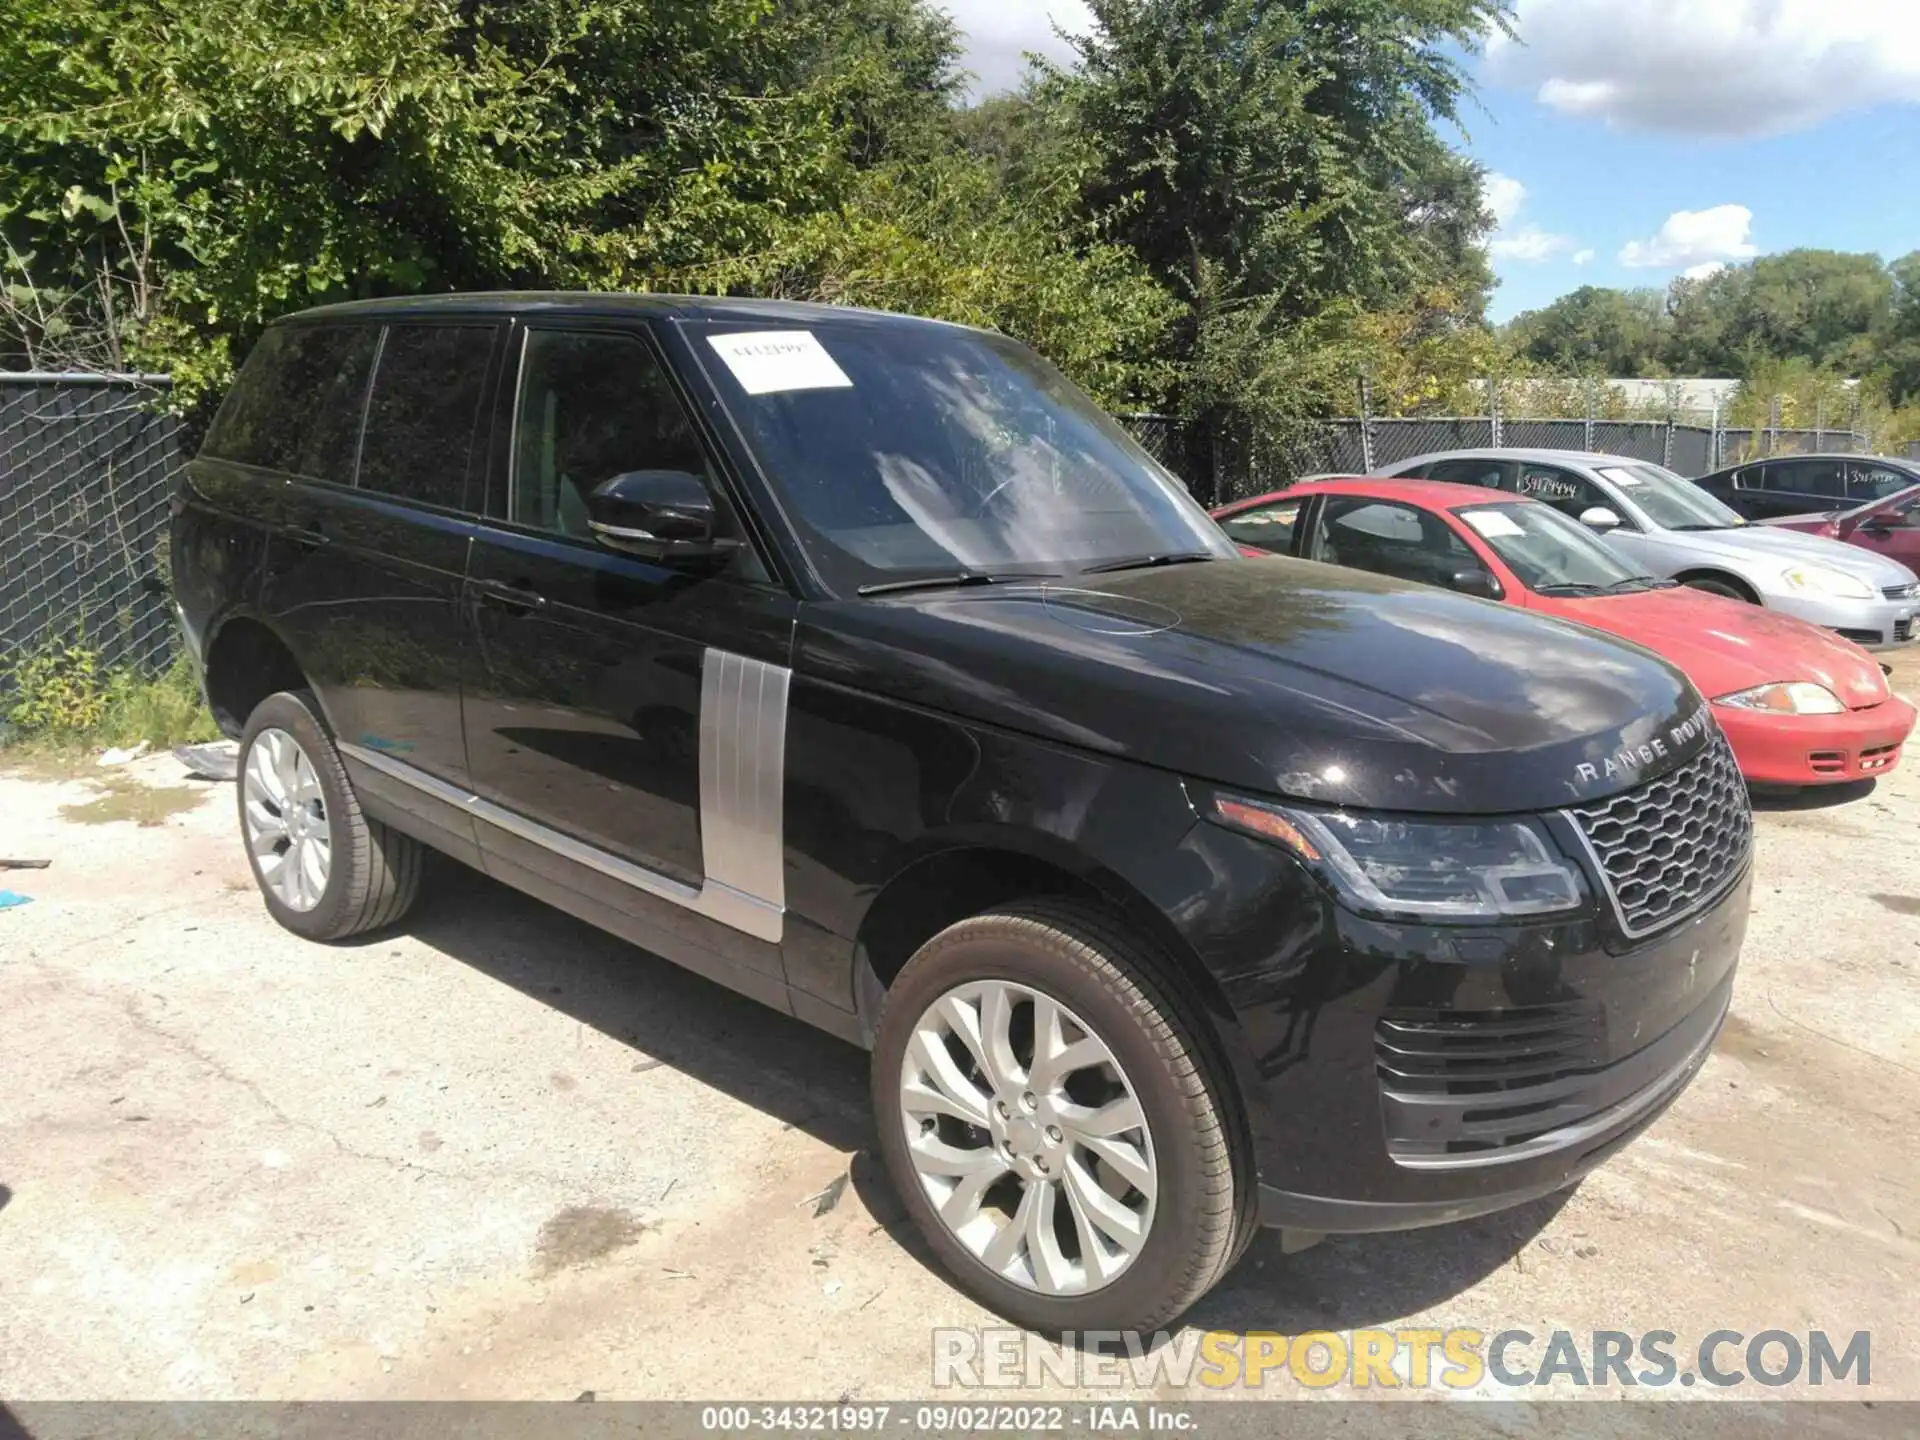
1454;502;1663;595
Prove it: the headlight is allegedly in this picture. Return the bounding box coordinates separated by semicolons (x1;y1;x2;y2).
1780;564;1875;600
1211;795;1586;921
1715;682;1846;715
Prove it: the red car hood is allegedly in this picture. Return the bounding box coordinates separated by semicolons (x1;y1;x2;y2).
1534;585;1892;710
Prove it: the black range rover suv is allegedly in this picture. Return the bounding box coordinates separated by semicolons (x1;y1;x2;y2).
171;294;1753;1331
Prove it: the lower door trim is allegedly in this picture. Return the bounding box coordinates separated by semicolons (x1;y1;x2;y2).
341;740;785;943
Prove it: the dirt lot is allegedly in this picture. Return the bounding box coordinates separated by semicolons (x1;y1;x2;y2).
3;658;1917;1406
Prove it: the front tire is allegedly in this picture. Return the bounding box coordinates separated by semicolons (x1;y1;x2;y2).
238;690;422;941
872;901;1248;1332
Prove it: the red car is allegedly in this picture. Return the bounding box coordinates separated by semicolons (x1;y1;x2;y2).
1764;481;1920;571
1214;478;1917;787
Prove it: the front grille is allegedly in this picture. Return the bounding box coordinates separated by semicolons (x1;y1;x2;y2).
1565;738;1753;938
1897;618;1914;644
1837;628;1883;645
1884;584;1915;601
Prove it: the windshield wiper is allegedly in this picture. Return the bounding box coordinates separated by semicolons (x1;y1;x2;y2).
1534;582;1608;596
1078;551;1219;576
856;570;1059;597
1604;576;1669;593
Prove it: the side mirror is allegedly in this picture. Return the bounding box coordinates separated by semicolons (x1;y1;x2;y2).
586;470;738;562
1450;567;1503;600
1579;506;1623;535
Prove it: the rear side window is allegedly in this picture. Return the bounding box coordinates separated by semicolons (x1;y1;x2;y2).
1765;459;1843;498
357;324;497;510
1424;459;1508;489
203;324;378;482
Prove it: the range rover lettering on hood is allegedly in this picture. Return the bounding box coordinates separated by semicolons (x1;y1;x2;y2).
1574;703;1714;790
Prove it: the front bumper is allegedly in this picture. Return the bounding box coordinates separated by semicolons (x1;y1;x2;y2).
1766;590;1915;650
1716;694;1917;786
1174;821;1751;1237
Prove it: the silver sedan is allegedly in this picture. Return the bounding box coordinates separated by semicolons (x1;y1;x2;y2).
1382;449;1920;649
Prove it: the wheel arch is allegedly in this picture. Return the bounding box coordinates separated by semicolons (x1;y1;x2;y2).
201;612;315;737
851;832;1248;1096
1672;569;1761;604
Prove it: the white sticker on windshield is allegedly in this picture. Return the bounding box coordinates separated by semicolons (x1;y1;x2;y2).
1461;509;1524;538
706;330;853;395
1598;467;1645;488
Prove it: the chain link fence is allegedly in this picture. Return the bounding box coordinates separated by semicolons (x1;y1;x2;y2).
0;368;1893;679
1124;410;1876;506
0;374;185;675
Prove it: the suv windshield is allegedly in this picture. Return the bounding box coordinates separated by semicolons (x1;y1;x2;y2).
1455;502;1661;594
686;319;1235;593
1595;462;1745;532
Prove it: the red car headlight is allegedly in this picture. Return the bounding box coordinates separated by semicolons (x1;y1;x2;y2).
1714;682;1846;716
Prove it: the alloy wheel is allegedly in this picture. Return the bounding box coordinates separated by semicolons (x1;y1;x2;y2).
898;979;1158;1295
242;727;332;912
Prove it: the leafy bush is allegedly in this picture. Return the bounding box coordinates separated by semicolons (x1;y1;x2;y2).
2;638;108;732
1;641;216;751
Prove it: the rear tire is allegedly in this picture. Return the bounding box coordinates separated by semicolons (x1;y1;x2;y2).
238;690;423;941
872;900;1248;1332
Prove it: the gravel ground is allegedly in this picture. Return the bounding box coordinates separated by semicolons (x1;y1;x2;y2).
2;656;1916;1407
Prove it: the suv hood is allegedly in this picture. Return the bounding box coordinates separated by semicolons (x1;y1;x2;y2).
797;558;1716;814
1664;523;1918;584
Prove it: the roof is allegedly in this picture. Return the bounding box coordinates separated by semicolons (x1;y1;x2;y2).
280;291;981;333
1391;447;1662;469
1699;453;1920;475
1216;475;1540;512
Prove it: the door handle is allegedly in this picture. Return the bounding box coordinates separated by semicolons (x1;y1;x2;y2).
473;577;548;613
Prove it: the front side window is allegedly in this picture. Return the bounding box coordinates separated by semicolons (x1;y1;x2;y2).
1306;497;1476;587
686;320;1234;593
203;324;378;482
1849;464;1918;503
512;329;713;538
1218;500;1302;553
1456;502;1657;594
1514;464;1611;521
356;324;496;510
1593;461;1745;532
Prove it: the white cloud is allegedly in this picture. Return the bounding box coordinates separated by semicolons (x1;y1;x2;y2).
1682;260;1730;281
1484;172;1528;229
1572;249;1596;266
1482;173;1580;264
1486;0;1920;136
941;0;1094;97
1491;227;1580;263
1618;206;1759;270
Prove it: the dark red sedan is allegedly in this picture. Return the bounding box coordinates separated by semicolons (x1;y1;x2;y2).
1216;478;1916;787
1764;481;1920;572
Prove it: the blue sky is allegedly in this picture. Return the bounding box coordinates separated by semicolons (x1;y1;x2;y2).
938;1;1920;321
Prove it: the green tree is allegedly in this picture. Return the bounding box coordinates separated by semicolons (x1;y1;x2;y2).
1882;251;1920;407
0;0;961;390
1504;286;1670;375
1049;0;1511;477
